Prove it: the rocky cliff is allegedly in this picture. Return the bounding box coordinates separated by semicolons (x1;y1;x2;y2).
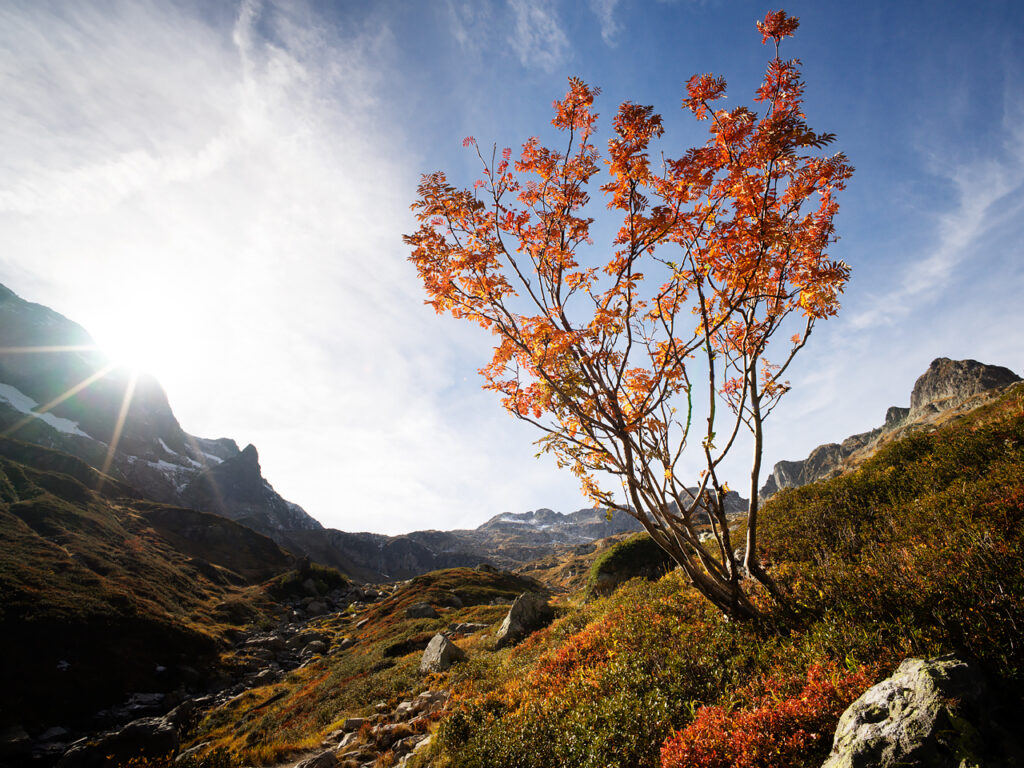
761;357;1021;498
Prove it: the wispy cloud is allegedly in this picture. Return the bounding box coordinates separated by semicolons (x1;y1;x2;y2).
446;0;494;54
588;0;621;45
507;0;570;71
849;89;1024;332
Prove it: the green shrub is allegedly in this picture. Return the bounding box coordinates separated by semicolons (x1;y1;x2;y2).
587;533;674;597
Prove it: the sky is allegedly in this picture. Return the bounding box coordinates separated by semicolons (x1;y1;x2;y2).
1;0;1022;535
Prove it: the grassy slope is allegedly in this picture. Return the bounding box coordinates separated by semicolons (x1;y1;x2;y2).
0;438;294;730
187;568;542;765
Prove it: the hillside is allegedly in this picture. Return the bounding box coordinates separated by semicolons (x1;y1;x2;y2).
0;436;296;731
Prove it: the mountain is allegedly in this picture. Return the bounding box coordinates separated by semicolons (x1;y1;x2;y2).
760;357;1021;498
273;507;642;583
0;283;321;537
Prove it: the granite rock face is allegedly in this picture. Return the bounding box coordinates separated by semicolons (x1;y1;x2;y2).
909;357;1020;412
761;357;1021;498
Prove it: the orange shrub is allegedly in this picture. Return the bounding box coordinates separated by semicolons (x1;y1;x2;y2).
660;663;871;768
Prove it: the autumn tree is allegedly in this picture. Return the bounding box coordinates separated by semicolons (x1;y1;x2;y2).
405;11;852;620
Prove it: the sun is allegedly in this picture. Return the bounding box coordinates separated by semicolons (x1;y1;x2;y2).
89;322;170;380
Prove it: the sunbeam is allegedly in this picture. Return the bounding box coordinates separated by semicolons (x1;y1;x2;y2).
98;371;138;491
183;432;227;513
0;345;100;354
1;361;118;439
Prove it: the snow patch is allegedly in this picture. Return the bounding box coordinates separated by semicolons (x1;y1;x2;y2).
0;382;92;438
157;438;178;456
202;453;223;465
498;514;530;524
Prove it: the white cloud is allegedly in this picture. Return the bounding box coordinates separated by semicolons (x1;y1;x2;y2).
507;0;570;71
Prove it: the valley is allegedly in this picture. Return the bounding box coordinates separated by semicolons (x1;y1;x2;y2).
2;282;1023;768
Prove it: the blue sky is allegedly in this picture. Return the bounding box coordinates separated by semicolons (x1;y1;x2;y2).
2;0;1022;534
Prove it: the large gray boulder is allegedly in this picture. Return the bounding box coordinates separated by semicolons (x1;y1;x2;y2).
821;656;1020;768
494;592;553;649
419;634;466;673
294;750;339;768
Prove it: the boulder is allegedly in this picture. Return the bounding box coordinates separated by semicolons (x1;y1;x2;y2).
821;655;1021;768
419;634;466;673
405;602;439;619
341;717;366;732
58;716;179;768
0;725;31;759
494;592;553;649
294;750;339;768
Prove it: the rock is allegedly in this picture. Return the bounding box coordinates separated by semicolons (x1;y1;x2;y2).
909;357;1020;412
294;750;339;768
304;640;328;656
419;634;466;673
338;637;356;650
39;727;71;743
342;717;366;732
393;700;415;720
405;602;439;619
287;631;328;650
821;655;1022;768
244;635;286;653
58;716;179;768
494;592;553;649
413;690;449;715
164;699;197;732
450;622;488;634
355;618;370;629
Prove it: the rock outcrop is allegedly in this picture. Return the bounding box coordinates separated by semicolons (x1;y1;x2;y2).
822;656;1024;768
761;358;1021;498
909;357;1020;413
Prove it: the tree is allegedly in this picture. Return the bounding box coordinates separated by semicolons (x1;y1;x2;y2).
404;11;852;620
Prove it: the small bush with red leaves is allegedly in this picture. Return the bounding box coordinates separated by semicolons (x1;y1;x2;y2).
660;663;872;768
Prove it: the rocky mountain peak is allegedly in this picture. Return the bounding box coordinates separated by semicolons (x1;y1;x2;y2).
909;357;1020;412
239;443;260;467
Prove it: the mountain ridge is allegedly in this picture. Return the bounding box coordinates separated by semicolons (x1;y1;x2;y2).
760;356;1021;498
